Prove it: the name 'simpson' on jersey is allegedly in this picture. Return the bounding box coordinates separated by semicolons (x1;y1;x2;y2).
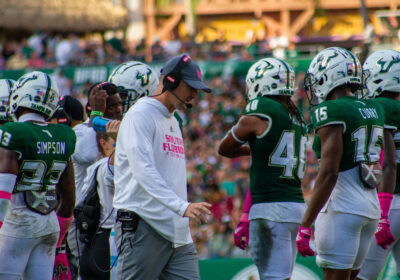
37;141;66;155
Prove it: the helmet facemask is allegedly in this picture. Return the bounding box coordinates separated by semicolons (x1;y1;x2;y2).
118;87;143;113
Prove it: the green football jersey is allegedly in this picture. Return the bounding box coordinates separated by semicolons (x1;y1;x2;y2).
244;96;306;204
312;96;385;172
174;111;183;133
375;97;400;194
0;122;76;192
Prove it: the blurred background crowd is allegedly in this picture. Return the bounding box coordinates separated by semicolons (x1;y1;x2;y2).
0;31;318;70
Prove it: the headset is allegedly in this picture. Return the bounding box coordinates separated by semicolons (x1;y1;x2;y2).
162;54;193;109
56;96;72;127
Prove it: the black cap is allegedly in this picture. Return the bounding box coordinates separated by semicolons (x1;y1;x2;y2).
57;96;84;121
161;55;211;93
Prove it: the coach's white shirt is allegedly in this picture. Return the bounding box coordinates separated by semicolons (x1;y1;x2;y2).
113;97;191;247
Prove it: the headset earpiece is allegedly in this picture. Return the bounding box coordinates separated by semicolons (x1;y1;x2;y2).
56;96;72;126
162;55;192;91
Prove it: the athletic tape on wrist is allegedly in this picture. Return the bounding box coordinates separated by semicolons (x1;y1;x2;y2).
231;127;246;144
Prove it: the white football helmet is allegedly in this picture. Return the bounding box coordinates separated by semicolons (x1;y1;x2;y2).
363;49;400;98
10;71;59;120
108;61;159;112
305;47;362;103
246;58;295;100
0;79;15;122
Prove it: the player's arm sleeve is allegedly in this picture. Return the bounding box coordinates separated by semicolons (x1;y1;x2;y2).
312;102;345;133
123;113;189;216
72;126;99;164
0;125;22;228
0;147;18;229
0;123;23;158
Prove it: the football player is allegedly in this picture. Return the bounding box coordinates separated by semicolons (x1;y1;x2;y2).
108;61;159;113
0;79;16;125
358;49;400;280
296;47;395;280
0;71;76;279
107;61;187;131
219;58;307;279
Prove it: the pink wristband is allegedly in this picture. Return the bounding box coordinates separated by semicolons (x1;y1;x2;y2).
0;191;11;200
378;192;393;219
57;215;73;248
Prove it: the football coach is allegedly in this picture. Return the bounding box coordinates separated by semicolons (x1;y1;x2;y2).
113;54;212;280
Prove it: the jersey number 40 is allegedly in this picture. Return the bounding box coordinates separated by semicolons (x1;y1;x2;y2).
269;131;307;179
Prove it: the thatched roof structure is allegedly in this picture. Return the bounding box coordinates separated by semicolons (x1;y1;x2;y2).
0;0;129;32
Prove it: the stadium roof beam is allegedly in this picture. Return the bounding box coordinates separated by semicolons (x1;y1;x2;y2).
153;0;394;15
144;0;397;52
0;0;129;32
261;5;314;38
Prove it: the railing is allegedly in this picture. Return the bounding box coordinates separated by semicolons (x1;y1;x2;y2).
154;0;395;14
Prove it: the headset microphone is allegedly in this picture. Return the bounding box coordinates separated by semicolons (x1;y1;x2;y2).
170;90;192;109
162;54;195;110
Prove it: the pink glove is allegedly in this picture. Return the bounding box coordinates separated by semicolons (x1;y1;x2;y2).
233;189;252;250
53;246;72;280
375;218;395;249
296;226;315;257
234;219;249;250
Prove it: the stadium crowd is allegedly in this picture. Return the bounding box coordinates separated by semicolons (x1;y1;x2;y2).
1;32;302;70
